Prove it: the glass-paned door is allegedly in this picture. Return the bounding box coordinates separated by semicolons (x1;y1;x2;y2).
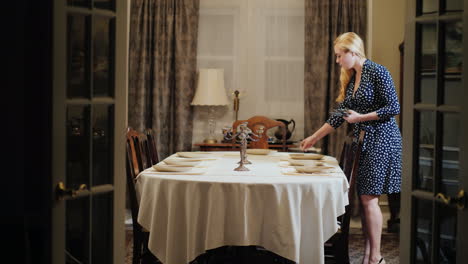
52;0;128;263
402;0;468;263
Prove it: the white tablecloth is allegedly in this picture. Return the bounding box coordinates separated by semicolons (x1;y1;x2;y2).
136;152;349;264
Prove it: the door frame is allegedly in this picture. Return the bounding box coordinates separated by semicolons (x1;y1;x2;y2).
113;0;130;261
458;0;468;260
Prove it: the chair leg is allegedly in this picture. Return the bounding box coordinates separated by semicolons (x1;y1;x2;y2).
133;236;142;264
333;237;350;264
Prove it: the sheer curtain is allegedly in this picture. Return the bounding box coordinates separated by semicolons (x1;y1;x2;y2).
193;0;305;145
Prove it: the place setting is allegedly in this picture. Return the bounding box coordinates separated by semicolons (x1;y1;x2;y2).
163;157;214;168
175;151;219;160
279;156;342;176
278;159;326;168
280;164;342;176
146;161;208;175
142;151;225;175
279;152;324;161
289;153;325;160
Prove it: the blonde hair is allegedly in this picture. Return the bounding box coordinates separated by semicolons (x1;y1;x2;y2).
333;32;366;102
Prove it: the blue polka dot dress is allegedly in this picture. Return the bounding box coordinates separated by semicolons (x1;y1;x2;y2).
326;59;402;195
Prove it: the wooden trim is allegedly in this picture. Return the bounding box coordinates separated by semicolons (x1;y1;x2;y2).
113;1;129;262
399;42;404;130
400;0;417;262
456;1;468;262
52;0;67;262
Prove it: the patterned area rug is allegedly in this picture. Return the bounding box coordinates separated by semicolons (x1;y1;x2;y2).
125;229;133;264
348;229;400;264
125;229;399;264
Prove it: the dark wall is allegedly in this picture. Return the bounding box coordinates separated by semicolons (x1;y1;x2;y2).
6;1;53;264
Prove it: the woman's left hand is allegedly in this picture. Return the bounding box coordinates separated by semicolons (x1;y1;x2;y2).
343;109;362;123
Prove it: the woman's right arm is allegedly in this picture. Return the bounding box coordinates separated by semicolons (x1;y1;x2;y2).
300;123;335;150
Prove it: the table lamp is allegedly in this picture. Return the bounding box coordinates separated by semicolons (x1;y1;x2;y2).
191;68;229;143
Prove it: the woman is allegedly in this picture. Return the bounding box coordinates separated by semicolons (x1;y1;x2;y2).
301;32;401;264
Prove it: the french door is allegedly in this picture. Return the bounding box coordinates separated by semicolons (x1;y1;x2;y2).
401;0;468;263
52;0;128;263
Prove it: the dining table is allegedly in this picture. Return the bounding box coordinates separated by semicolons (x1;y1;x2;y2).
136;151;349;264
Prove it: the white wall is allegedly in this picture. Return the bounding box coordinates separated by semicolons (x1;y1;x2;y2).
368;0;406;96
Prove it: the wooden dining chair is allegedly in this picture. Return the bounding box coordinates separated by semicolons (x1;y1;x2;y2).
127;127;145;174
324;131;365;264
127;127;152;172
232;115;286;151
145;128;160;166
126;129;160;264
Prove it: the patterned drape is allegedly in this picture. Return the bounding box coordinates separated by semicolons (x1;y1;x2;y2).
304;0;366;157
128;0;199;159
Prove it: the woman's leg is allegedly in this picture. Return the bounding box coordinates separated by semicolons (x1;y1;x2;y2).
360;202;371;264
360;194;385;264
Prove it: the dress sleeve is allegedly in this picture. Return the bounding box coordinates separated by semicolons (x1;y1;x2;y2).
375;66;400;119
326;100;348;129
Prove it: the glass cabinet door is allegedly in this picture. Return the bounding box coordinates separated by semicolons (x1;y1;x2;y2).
52;0;126;263
402;0;467;263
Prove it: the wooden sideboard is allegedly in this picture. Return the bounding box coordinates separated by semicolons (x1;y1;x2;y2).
194;142;297;152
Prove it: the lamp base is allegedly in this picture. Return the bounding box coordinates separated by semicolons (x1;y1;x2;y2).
203;138;218;144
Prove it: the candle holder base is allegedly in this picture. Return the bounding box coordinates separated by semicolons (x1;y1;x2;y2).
234;164;249;171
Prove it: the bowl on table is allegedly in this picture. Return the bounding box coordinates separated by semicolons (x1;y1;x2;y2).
288;146;321;153
288;160;325;166
289;153;324;160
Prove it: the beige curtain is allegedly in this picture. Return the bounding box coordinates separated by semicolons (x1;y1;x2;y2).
304;0;366;157
128;0;200;159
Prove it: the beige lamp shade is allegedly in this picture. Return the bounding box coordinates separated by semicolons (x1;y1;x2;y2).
191;68;230;106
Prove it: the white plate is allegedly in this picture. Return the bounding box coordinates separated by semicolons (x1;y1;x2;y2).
177;152;216;159
246;149;276;155
163;159;201;166
152;164;193;172
289;153;324;160
294;166;334;173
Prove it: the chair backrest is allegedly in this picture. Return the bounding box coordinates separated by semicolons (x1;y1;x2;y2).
232;115;286;151
145;128;160;166
126;127;150;176
126;128;159;264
